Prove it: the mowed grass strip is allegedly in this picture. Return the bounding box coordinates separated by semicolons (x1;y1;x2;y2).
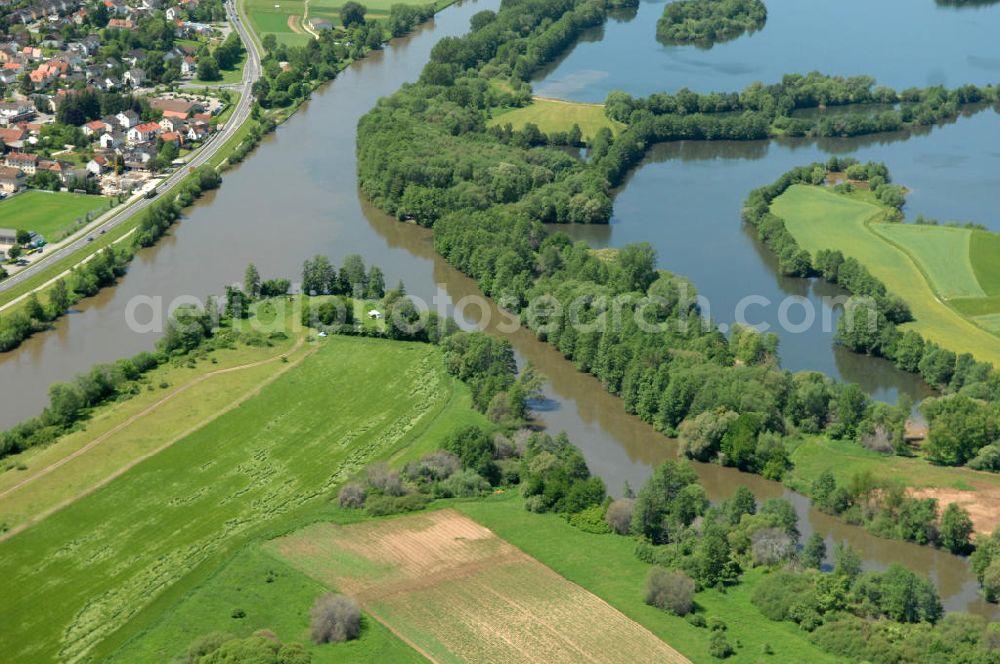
872;223;983;299
970;230;1000;296
488;97;626;141
0;336;466;663
0;335;305;532
455;496;838;663
772;185;1000;365
0;190;111;239
268;509;691;664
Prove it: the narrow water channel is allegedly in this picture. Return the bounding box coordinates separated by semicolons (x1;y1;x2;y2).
0;0;995;617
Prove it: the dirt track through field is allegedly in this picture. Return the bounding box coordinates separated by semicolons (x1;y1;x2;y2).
0;337;314;543
270;510;691;664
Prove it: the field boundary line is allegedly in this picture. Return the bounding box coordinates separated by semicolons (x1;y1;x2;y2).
0;335;306;502
868;218;1000;343
0;337;315;543
358;605;441;664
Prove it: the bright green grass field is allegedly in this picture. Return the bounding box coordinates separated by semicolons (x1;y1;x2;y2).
0;190;109;239
109;545;423;663
455;494;838;664
0;336;485;663
772;185;1000;366
873;223;983;299
244;0;311;46
488;97;626;141
970;230;1000;296
784;435;1000;496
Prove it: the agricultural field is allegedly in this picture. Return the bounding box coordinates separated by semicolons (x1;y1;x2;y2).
771;184;1000;365
0;190;110;240
488;97;626;141
244;0;311;46
0;335;484;662
454;495;837;663
268;508;691;663
243;0;448;45
874;223;982;299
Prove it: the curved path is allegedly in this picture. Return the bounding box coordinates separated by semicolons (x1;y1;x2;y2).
0;0;262;304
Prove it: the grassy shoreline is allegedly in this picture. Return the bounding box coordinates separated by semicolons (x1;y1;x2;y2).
772;183;1000;365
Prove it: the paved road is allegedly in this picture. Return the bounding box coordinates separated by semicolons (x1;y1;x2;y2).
0;0;261;298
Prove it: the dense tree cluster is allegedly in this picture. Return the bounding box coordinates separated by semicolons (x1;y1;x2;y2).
340;424;604;517
604;75;996;134
55;91;154;126
810;470;975;553
358;0;613;227
253;32;348;108
656;0;767;47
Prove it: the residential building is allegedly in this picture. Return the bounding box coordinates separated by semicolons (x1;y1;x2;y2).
0;166;24;193
127;121;159;144
4;152;38;174
115;109;140;129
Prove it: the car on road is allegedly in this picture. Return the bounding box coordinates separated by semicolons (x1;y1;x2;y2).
87;235;95;242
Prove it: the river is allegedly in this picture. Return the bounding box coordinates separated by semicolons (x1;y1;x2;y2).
0;0;996;616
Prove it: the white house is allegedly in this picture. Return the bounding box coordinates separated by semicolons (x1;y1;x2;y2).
126;121;159;145
100;131;124;149
86;155;108;175
115;109;139;129
123;67;145;87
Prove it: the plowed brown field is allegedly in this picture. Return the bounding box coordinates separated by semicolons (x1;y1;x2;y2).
268;509;690;664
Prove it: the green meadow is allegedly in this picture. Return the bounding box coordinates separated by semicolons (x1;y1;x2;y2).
874;223;982;299
772;184;1000;365
0;191;110;241
0;335;485;662
109;544;424;663
244;0;311;46
488;97;626;141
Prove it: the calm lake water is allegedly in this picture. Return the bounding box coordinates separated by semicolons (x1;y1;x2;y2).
534;0;1000;101
0;0;997;616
